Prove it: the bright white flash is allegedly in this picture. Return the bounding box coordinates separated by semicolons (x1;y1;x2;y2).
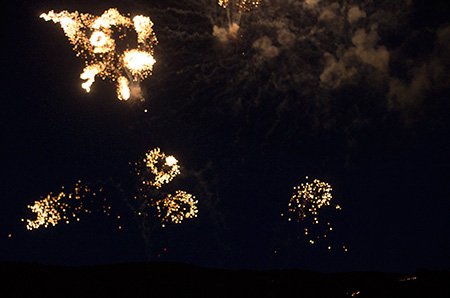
123;50;156;76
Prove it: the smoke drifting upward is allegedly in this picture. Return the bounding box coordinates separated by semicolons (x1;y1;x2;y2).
253;36;280;59
213;23;240;42
320;24;390;88
135;0;450;166
347;5;366;24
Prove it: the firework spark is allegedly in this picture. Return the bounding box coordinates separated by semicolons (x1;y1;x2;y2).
282;177;344;249
25;192;69;230
24;181;108;230
132;148;198;226
156;190;198;227
40;8;157;100
138;148;181;189
287;178;333;222
127;148;198;256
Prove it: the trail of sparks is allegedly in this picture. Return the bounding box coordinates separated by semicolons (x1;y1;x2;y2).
40;8;157;100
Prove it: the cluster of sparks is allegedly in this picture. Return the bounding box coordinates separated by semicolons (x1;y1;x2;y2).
218;0;262;12
25;192;69;230
25;148;198;233
40;8;157;100
286;178;334;222
32;5;358;259
24;181;108;230
134;148;198;226
156;191;198;227
140;148;181;189
282;177;345;250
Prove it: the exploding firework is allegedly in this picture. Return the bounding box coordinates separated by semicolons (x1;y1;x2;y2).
40;8;157;100
282;177;343;249
128;148;198;256
137;148;181;189
132;148;197;224
24;181;108;230
286;178;333;222
25;192;69;230
156;190;198;227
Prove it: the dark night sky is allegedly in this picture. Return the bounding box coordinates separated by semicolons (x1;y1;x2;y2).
3;0;450;273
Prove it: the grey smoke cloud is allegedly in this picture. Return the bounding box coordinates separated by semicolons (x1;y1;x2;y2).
145;0;447;153
320;24;390;88
318;2;340;21
253;36;280;59
304;0;321;8
348;6;366;24
213;23;240;43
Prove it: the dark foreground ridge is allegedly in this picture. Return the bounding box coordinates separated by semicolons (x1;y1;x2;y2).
1;262;449;298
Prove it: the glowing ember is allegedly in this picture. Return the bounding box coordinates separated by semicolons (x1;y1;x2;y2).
40;8;157;100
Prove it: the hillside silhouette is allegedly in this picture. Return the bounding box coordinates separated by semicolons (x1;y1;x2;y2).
2;261;449;297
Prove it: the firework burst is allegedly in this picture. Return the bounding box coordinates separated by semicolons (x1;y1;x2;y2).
40;8;157;101
136;148;181;189
24;181;107;230
156;190;198;227
25;192;69;230
282;177;344;250
126;148;199;256
133;148;197;223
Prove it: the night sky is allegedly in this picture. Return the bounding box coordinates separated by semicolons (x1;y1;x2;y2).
3;0;450;273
